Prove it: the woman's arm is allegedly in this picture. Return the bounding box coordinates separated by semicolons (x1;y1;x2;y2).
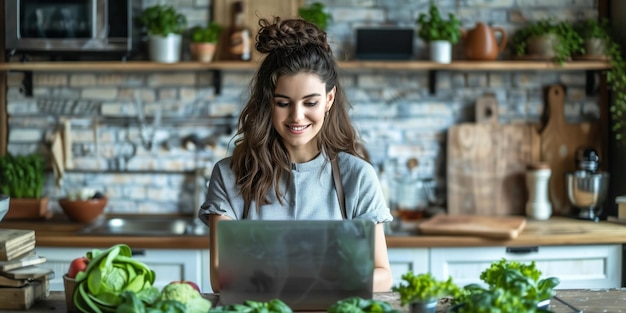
209;213;233;293
373;223;393;292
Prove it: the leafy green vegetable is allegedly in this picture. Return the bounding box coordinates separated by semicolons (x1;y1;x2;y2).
157;283;212;313
392;271;461;305
456;258;560;313
327;297;401;313
209;299;292;313
74;244;159;313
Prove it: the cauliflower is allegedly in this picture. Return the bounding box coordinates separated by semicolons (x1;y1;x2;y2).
158;282;212;313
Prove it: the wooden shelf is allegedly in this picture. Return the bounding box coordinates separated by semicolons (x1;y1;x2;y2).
0;60;612;72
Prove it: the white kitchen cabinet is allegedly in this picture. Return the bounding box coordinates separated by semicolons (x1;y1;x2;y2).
429;244;622;289
35;247;211;293
387;247;429;286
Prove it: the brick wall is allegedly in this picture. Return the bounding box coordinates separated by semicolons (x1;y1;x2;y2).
4;0;601;215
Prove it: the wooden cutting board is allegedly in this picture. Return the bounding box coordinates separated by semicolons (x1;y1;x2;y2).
447;94;541;216
539;84;600;215
213;0;303;61
417;214;527;239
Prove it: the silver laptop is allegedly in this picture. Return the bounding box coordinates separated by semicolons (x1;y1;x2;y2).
217;219;375;311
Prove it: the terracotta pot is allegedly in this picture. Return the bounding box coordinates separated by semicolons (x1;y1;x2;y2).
527;33;560;58
5;197;49;219
584;38;607;57
462;22;508;61
190;42;217;62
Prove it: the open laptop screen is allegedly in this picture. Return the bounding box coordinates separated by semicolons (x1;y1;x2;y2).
217;220;375;310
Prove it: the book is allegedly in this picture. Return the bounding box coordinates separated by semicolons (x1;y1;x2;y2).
0;254;46;272
0;274;29;287
0;239;36;261
0;265;53;280
0;229;35;249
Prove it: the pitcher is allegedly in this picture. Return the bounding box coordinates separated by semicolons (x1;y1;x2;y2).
461;22;508;61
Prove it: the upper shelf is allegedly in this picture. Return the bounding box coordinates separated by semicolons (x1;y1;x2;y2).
0;60;612;72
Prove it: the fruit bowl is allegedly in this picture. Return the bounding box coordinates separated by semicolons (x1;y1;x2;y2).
59;197;107;224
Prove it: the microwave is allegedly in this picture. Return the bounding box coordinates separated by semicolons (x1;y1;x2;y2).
4;0;141;58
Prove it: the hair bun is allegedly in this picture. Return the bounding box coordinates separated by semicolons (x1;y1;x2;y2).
255;17;330;54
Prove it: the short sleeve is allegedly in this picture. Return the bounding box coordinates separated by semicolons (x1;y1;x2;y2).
198;158;238;225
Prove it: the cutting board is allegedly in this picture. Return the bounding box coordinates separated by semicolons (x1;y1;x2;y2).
447;94;541;216
213;0;303;61
418;214;527;239
540;84;600;215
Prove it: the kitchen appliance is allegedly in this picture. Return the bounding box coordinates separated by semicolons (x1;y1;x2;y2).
566;147;609;222
355;28;414;60
4;0;141;58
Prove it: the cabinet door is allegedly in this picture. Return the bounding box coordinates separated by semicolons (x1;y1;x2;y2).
430;244;622;289
387;248;429;286
35;247;210;292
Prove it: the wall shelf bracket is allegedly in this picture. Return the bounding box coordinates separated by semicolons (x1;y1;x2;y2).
213;70;222;95
429;70;437;95
585;70;599;96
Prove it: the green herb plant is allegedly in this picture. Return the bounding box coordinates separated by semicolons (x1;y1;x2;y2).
190;22;223;43
392;271;462;305
575;18;626;144
456;258;560;313
0;153;45;199
416;3;462;44
298;2;332;31
512;18;584;65
138;5;187;37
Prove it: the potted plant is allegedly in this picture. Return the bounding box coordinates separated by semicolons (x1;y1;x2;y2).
392;271;461;313
416;3;462;64
0;153;49;219
298;2;332;31
574;18;626;144
189;22;223;62
512;18;584;65
138;5;187;63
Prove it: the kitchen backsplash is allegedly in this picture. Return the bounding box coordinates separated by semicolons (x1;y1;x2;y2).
4;0;602;215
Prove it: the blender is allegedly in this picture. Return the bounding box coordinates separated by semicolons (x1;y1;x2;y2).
565;147;609;222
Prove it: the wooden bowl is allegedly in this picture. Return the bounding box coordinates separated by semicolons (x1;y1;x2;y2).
58;197;107;224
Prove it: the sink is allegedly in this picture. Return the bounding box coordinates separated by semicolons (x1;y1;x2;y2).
79;216;208;236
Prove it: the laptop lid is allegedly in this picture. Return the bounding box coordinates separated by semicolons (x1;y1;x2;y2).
217;219;375;311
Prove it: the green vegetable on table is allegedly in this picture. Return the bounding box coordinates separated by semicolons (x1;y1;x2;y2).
73;244;160;313
327;297;401;313
455;258;560;313
209;299;292;313
391;271;461;305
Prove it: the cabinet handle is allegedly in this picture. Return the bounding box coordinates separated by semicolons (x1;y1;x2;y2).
506;246;538;254
131;249;146;256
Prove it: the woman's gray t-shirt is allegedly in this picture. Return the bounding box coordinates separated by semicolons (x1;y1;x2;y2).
198;152;392;224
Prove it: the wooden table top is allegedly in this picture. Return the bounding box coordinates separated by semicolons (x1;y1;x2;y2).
18;289;626;313
2;215;626;249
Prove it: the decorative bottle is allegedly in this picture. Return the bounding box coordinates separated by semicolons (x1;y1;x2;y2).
228;1;251;61
525;162;552;220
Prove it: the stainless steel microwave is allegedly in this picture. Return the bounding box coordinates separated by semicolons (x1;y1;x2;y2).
4;0;141;57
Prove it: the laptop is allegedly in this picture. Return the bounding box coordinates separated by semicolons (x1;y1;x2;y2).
217;219;375;311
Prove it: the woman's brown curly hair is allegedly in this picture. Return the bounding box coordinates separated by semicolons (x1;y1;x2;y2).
230;17;365;216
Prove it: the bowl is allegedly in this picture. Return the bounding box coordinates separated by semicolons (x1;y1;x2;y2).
0;194;9;222
566;171;610;208
59;197;107;224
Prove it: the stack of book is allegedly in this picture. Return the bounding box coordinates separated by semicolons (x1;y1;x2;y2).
0;229;53;310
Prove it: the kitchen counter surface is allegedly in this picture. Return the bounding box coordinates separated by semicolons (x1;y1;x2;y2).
19;289;626;313
1;215;626;249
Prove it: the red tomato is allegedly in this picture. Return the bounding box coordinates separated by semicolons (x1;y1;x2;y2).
170;280;201;293
67;257;89;279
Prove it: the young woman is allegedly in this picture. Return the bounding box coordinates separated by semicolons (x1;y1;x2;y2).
198;17;393;293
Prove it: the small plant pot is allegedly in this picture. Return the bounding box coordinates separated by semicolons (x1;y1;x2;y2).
527;33;560;58
63;274;78;313
409;299;437;313
148;34;182;63
190;42;217;62
430;40;452;64
5;197;50;219
584;38;607;57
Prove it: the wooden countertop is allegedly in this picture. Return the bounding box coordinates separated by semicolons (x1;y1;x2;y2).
1;216;626;249
19;289;626;313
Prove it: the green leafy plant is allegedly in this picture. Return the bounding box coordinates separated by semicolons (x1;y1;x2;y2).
327;297;401;313
190;22;223;43
416;3;462;43
575;18;626;144
138;5;187;37
392;271;462;305
209;299;293;313
0;153;45;199
455;259;560;313
512;18;584;64
298;2;332;31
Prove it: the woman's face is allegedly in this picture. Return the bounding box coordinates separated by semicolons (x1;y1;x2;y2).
272;72;335;162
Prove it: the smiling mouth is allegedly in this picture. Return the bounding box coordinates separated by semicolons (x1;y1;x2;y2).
288;125;310;131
